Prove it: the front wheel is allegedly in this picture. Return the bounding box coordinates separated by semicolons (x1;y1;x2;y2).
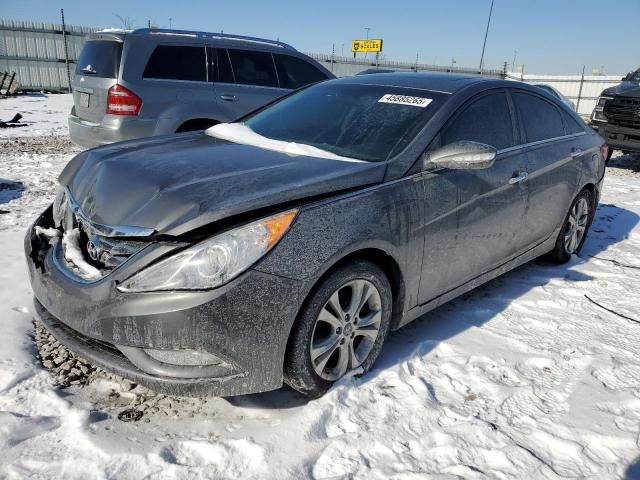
549;189;593;263
284;260;392;398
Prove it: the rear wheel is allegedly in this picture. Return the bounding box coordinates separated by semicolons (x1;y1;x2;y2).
550;190;593;263
284;260;392;398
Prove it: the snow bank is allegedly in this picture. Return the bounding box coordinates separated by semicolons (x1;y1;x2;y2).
62;228;102;280
206;123;364;162
0;93;72;138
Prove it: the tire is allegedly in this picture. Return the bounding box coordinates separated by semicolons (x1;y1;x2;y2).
549;189;593;263
284;260;393;398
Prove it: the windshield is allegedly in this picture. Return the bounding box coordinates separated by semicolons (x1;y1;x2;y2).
244;83;447;162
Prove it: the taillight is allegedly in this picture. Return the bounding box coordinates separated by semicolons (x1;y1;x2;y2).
106;84;142;115
600;144;610;160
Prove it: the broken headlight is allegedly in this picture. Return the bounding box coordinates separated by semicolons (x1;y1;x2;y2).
117;209;298;293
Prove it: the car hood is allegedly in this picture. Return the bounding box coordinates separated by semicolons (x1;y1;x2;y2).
59;133;386;236
601;81;640;97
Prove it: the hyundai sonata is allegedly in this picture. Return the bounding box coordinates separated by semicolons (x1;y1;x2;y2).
26;73;605;398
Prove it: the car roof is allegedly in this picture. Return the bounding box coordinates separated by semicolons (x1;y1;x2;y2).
333;71;508;94
90;28;297;52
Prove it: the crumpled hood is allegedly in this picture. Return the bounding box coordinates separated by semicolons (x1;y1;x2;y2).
601;81;640;97
59;133;385;236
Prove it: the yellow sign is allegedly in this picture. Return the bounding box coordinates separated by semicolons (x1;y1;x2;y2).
352;39;383;53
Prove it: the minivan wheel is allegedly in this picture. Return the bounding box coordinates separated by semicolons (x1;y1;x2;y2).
550;190;593;263
284;260;392;398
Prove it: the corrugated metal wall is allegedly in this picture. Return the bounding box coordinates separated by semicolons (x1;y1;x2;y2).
0;18;97;91
505;72;623;117
309;52;505;78
0;18;623;118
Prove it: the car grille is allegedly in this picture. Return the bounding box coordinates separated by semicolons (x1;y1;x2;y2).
604;96;640;128
55;189;150;272
77;219;148;269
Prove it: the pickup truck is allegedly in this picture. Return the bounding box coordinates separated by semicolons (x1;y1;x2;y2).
591;68;640;159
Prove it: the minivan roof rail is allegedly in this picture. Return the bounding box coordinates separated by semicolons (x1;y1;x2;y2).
132;28;297;51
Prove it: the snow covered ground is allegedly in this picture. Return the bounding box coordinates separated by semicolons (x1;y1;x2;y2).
1;94;640;479
0;93;72;138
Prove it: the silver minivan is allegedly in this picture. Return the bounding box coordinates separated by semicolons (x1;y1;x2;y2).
69;28;334;148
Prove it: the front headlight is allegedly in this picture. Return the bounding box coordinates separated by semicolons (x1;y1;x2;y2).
117;209;298;293
592;96;613;123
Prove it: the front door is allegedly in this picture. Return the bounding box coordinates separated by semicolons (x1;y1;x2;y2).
418;90;529;304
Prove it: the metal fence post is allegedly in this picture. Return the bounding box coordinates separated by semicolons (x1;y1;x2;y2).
331;44;335;73
576;66;585;114
61;8;72;94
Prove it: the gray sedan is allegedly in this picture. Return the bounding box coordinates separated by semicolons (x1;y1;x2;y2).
26;73;605;398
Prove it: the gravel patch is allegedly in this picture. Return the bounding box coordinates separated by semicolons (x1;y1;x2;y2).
34;320;219;422
0;135;79;156
607;153;640;177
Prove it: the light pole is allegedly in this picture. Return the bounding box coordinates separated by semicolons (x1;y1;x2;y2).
479;0;495;71
511;50;517;72
365;27;371;39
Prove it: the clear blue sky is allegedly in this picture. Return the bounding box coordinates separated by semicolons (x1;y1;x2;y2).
3;0;639;75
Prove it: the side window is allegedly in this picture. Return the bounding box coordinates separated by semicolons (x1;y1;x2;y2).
209;49;234;83
273;54;329;89
143;45;206;81
442;92;514;150
562;110;585;135
513;92;565;142
227;49;278;87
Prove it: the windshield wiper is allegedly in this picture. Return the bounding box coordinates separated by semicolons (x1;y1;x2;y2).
81;65;97;75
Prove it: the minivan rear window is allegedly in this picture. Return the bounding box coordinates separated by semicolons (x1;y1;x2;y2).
76;40;123;78
144;45;207;81
274;54;329;89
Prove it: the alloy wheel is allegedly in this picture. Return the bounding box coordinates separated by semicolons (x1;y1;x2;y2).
310;279;382;381
564;197;590;254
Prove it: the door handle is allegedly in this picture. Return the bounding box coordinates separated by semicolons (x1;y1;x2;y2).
571;148;583;159
508;171;529;185
220;94;238;102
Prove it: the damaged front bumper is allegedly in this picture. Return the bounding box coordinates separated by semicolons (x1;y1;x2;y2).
25;206;303;397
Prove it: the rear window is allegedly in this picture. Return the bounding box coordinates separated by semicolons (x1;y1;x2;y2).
274;54;329;89
513;92;565;142
76;40;122;78
143;45;206;81
227;49;278;87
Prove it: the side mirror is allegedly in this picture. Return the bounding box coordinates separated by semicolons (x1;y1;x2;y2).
424;141;497;170
622;73;631;81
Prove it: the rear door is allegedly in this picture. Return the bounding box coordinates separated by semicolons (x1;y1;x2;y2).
511;90;582;247
142;44;210;121
214;49;288;120
418;90;529;303
72;38;123;123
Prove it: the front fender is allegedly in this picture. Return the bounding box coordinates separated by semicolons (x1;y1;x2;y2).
253;177;425;321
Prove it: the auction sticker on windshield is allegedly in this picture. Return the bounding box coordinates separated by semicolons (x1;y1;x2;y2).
378;94;432;108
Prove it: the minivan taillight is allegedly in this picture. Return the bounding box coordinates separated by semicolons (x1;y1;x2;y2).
106;84;142;115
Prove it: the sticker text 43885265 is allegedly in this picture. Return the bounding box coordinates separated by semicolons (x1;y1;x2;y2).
378;94;432;108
